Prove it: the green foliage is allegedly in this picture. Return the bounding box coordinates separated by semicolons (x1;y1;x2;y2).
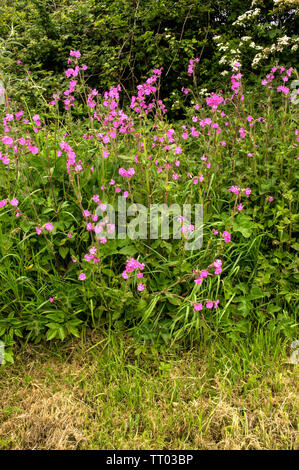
0;0;298;113
0;6;298;361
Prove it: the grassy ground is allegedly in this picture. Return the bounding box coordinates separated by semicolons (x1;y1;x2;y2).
0;330;298;450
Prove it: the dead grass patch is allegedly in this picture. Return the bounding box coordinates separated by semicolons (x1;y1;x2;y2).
0;335;298;450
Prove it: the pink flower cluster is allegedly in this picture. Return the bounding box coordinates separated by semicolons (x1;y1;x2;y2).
63;51;87;110
49;93;60;106
0;151;9;165
87;89;98;108
231;63;242;96
83;245;100;263
222;231;231;243
262;66;293;90
103;85;121;111
228;186;251;198
122;258;145;292
206;93;224;110
0;198;19;208
2;111;24;133
35;222;54;235
130;68;166;116
194;259;222;285
59;140;82;173
3;134;39;155
213;229;231;243
187;57;199;76
119;167;135;178
193;299;219;311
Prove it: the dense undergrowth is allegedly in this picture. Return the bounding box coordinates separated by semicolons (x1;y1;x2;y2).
0;51;298;362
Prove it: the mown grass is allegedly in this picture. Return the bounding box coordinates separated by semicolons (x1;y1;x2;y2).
0;330;297;450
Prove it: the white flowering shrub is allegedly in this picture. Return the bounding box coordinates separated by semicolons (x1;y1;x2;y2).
213;0;298;77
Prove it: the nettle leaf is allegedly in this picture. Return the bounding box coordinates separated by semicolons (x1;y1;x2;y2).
233;214;254;238
247;287;270;301
237;299;252;317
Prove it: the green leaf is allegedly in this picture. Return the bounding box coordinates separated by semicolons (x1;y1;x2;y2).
247;287;268;301
233;215;253;238
59;246;69;259
165;294;182;306
46;329;58;341
118;245;138;256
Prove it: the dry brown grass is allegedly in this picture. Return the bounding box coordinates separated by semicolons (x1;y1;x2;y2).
0;333;298;450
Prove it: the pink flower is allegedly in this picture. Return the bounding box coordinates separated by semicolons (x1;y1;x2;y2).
228;185;240;195
28;145;39;154
237;203;243;211
174;146;182;155
0;155;10;165
206;301;213;309
49;297;54;303
89;246;97;255
45;222;54;231
268;196;274;202
67;232;73;238
137;283;145;292
277;85;289;95
194;278;202;285
78;273;86;281
0;199;7;208
2;136;13;145
70;50;81;58
35;227;42;235
213;259;222;268
10;198;19;207
200;270;209;279
193;303;203;311
223;231;231;243
92;194;100;203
